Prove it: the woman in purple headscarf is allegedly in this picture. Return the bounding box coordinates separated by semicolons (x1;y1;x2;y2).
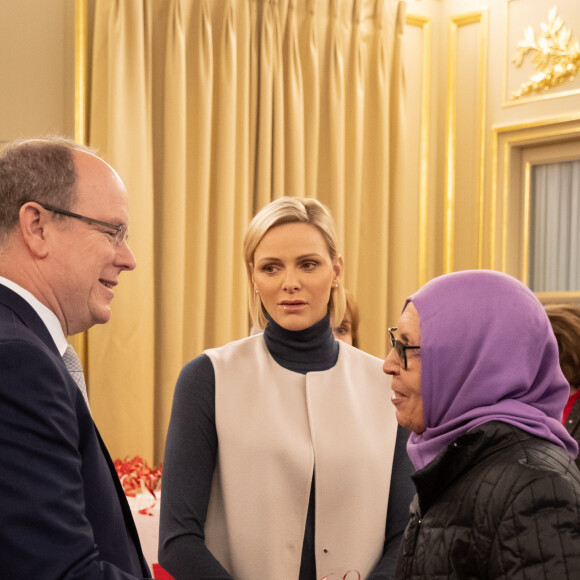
383;270;580;579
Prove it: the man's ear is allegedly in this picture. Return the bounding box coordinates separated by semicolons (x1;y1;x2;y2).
19;203;50;258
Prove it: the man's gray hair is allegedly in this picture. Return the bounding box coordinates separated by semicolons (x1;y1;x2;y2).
0;136;97;242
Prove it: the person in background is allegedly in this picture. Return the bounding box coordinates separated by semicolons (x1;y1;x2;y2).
333;288;360;348
384;270;580;580
0;137;150;579
545;303;580;471
160;196;414;580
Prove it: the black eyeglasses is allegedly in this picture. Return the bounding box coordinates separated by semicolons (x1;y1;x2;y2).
37;202;129;246
388;327;420;370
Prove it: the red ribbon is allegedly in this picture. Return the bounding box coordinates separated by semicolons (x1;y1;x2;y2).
114;455;162;501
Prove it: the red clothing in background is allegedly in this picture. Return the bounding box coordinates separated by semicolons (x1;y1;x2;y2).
563;390;580;423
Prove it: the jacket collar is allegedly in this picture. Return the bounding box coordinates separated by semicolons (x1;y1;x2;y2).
0;283;60;356
411;421;524;515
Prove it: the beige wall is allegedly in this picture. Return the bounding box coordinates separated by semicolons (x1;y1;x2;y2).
1;0;579;316
398;0;580;317
0;0;76;143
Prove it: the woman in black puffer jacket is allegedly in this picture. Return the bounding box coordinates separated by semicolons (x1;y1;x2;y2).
384;270;580;579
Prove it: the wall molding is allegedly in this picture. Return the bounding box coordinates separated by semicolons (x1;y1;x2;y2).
406;13;431;286
73;0;89;367
445;9;488;272
490;116;580;282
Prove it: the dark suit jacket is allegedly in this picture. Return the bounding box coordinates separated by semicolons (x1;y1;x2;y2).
0;284;151;579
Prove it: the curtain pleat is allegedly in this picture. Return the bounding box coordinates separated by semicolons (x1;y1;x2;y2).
205;0;239;347
282;0;305;197
530;161;580;292
154;0;188;454
302;1;320;198
356;1;391;352
88;0;406;462
320;0;346;227
570;163;580;286
343;0;365;290
255;1;274;205
271;1;286;197
89;0;155;461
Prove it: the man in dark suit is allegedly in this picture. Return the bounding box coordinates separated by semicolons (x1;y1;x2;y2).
0;137;151;579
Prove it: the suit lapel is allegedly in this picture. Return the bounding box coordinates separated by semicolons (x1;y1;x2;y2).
94;425;151;576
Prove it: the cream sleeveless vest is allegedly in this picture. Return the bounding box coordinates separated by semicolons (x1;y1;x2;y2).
204;334;397;580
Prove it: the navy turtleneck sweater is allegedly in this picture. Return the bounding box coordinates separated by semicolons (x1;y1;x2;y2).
264;313;339;372
159;315;414;580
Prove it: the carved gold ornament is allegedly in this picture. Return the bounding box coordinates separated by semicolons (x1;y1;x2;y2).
511;7;580;100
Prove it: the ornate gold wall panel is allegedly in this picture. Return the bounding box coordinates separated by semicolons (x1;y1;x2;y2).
503;0;580;106
444;10;488;273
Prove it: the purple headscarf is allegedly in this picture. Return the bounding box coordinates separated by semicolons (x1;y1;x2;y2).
405;269;578;470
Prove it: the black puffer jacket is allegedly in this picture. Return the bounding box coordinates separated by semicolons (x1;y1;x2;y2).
396;421;580;579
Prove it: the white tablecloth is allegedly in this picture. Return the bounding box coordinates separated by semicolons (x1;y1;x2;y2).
127;493;161;571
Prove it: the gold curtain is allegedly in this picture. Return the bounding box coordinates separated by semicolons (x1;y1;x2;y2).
87;0;406;463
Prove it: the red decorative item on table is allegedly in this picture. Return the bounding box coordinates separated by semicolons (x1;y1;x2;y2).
114;456;174;578
114;455;162;515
